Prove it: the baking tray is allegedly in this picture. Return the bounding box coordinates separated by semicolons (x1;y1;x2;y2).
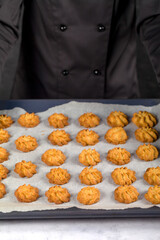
0;99;160;219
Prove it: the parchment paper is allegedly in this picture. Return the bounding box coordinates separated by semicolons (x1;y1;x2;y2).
0;101;160;213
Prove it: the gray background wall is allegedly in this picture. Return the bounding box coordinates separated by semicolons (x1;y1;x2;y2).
0;26;160;99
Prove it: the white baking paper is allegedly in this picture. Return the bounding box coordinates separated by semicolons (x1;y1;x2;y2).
0;100;160;213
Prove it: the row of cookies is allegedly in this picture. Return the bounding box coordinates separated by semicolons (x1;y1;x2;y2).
0;145;158;177
111;164;160;185
1;160;160;186
0;143;158;167
0;183;71;204
114;185;160;205
0;110;157;129
0;181;159;205
0;183;100;205
0;127;159;152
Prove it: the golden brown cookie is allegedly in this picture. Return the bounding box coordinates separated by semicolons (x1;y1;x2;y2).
77;187;100;205
107;148;131;165
42;149;66;166
15;135;38;152
79;167;102;185
145;186;160;204
0;147;9;163
144;167;160;185
105;127;128;145
114;185;139;204
48;113;69;128
14;160;37;178
48;130;71;146
15;184;39;203
0;164;9;180
0;129;11;144
107;111;128;127
136;144;159;161
132;111;157;128
135;127;158;143
0;114;13;128
76;129;99;146
78;113;100;128
45;186;70;204
18;112;40;128
79;148;101;166
0;182;6;199
46;168;71;185
111;167;136;185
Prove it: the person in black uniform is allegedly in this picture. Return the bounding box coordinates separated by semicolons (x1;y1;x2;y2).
0;0;159;99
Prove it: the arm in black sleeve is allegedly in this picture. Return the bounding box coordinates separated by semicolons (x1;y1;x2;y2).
137;0;160;84
0;0;23;73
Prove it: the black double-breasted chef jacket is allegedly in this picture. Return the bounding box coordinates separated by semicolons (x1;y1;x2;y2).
0;0;160;99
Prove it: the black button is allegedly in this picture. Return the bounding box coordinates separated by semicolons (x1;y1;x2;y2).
97;24;105;32
93;69;101;75
59;24;67;31
62;70;69;76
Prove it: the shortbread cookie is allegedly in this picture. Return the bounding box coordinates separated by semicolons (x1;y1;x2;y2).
48;130;71;146
135;127;158;143
144;167;160;185
79;148;101;166
132;111;157;128
107;148;131;165
18;112;40;128
45;186;70;204
145;186;160;204
79;167;102;185
78;113;100;128
42;149;66;166
48;113;69;128
77;187;100;205
14;160;37;178
107;111;128;127
0;182;6;199
0;147;9;163
105;127;128;144
0;129;11;144
0;114;13;128
0;164;9;180
136;144;158;161
76;129;99;146
114;185;139;204
111;167;136;185
46;168;70;185
15;184;39;203
15;135;38;152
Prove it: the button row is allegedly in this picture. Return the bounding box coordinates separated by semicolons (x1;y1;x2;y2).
62;69;101;76
59;24;106;32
